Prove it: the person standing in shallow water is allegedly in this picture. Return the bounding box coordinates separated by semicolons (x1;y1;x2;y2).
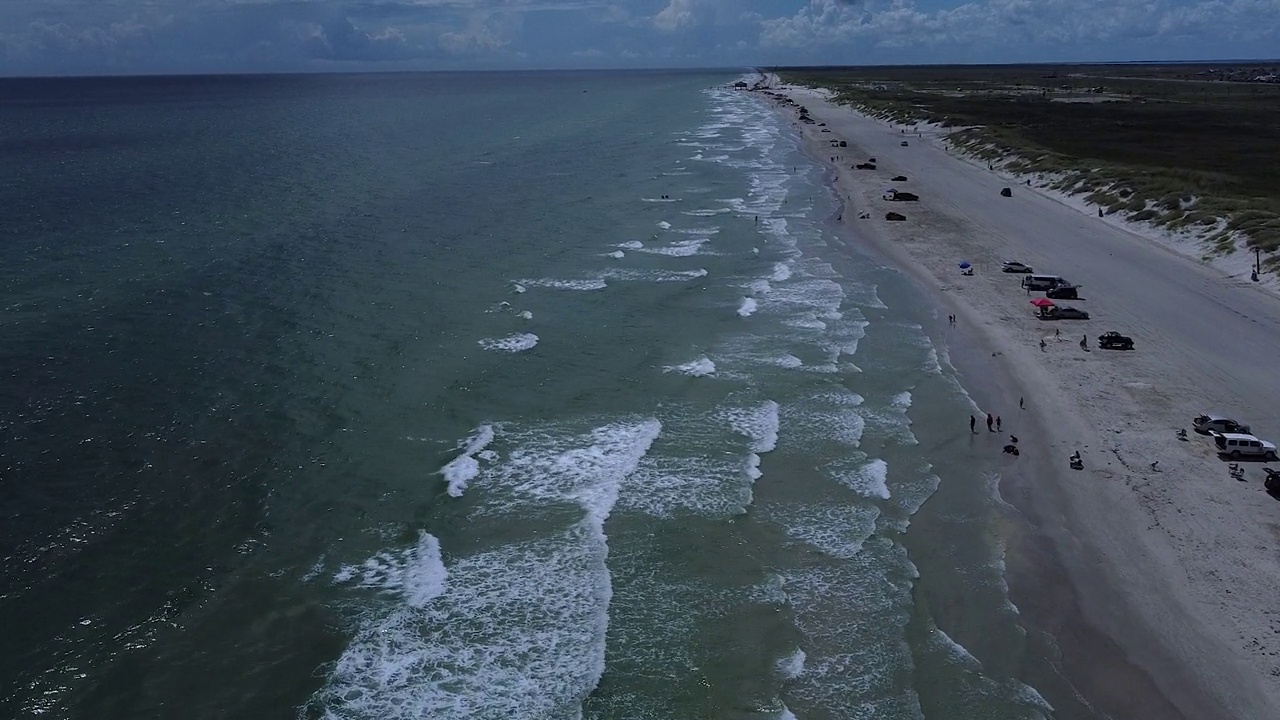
986;414;994;432
970;415;976;433
996;416;1002;431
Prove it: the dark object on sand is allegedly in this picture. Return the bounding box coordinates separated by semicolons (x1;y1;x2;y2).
901;141;909;146
838;140;847;147
1069;451;1083;470
1003;444;1020;456
1046;285;1079;299
884;189;919;202
869;157;876;163
885;212;907;221
1098;331;1134;350
891;175;908;181
855;163;877;170
1000;187;1012;197
1265;468;1280;493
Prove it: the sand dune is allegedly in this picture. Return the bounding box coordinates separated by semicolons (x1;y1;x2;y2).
767;78;1280;719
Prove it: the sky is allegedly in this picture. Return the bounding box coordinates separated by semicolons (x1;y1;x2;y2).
1;0;1278;76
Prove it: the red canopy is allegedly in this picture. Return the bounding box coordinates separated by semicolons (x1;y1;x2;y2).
1030;298;1055;308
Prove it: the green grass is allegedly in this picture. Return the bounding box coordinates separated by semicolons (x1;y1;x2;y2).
777;63;1280;259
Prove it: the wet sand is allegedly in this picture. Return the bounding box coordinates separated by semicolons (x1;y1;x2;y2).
759;76;1280;719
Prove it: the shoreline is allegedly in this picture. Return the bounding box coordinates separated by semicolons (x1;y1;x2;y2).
756;77;1280;718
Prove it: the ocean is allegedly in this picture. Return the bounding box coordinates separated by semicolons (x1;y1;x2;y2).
1;71;1092;719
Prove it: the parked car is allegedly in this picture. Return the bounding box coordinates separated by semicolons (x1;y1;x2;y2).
1022;274;1069;290
1040;305;1089;320
1212;432;1277;460
1046;285;1079;299
1193;414;1250;435
1097;331;1133;350
1001;261;1033;273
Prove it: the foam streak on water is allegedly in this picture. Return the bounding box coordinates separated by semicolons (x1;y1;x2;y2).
313;420;661;719
439;424;496;497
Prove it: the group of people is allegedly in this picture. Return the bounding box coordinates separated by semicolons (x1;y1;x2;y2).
970;412;1003;433
970;411;1022;455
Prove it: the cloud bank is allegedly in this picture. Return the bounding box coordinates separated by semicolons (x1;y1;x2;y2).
0;0;1277;75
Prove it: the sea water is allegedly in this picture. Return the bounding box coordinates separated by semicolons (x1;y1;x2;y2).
0;71;1092;719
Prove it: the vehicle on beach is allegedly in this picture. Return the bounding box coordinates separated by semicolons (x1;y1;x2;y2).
1046;285;1079;299
883;189;919;201
1097;332;1134;350
891;175;908;181
1037;305;1089;320
855;162;876;170
1193;414;1251;435
1001;261;1033;273
901;141;909;146
1211;432;1278;460
1022;274;1069;290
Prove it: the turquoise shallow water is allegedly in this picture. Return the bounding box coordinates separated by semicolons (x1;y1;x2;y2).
1;71;1095;719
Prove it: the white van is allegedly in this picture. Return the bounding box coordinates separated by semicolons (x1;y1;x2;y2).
1021;274;1069;291
1212;432;1277;460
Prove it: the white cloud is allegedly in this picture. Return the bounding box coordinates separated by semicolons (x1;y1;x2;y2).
760;0;1280;52
653;0;701;31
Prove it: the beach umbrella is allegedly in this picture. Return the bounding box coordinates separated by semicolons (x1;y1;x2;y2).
958;261;971;269
1030;297;1055;308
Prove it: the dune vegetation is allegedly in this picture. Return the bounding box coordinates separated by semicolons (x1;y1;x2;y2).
778;64;1280;270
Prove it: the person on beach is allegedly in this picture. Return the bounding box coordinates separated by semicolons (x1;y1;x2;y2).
996;416;1002;431
1019;397;1024;409
986;414;994;432
1040;339;1046;351
1080;334;1089;350
970;415;976;433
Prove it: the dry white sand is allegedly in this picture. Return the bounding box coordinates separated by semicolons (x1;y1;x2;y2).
763;79;1280;719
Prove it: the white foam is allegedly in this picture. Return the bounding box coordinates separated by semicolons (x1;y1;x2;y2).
891;391;912;409
778;648;806;679
770;262;793;282
636;237;713;257
724;400;779;453
776;502;880;559
617;240;644;250
737;297;758;317
478;333;538;353
749;278;772;295
682;208;731;216
642;197;679;203
780;706;798;720
439;424;496;497
657;220;672;230
602;268;708;283
332;531;447;609
516;278;607;291
518;311;532;320
315;422;662;719
301;556;325;583
606;250;625;259
830;457;890;500
663;356;717;377
512;283;526;294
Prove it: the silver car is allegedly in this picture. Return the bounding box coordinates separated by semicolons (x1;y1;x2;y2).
1193;414;1250;435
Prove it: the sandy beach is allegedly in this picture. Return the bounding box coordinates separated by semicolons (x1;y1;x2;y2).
761;76;1280;718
